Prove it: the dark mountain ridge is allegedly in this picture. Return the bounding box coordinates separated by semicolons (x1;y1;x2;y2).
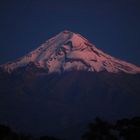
0;66;140;140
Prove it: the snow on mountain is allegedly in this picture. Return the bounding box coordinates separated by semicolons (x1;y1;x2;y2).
1;30;140;74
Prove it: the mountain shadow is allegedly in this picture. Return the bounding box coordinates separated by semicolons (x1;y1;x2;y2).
0;69;140;140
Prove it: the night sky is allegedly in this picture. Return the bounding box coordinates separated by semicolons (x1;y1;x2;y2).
0;0;140;66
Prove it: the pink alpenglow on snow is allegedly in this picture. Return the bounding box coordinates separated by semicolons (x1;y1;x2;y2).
1;30;140;74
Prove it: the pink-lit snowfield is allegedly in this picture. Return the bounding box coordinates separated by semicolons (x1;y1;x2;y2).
1;30;140;74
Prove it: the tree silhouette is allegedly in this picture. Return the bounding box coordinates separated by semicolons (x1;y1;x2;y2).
0;124;12;139
82;117;117;140
0;124;60;140
116;117;140;140
82;116;140;140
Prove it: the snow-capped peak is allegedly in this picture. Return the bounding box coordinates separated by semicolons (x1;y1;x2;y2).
1;30;140;74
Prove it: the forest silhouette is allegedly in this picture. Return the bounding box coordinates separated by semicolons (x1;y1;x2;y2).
0;116;140;140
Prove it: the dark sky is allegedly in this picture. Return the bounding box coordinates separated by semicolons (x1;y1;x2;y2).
0;0;140;66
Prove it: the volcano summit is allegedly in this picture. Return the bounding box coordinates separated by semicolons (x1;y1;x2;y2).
1;30;140;74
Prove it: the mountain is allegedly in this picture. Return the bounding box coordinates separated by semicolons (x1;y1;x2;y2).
1;30;140;74
0;31;140;140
